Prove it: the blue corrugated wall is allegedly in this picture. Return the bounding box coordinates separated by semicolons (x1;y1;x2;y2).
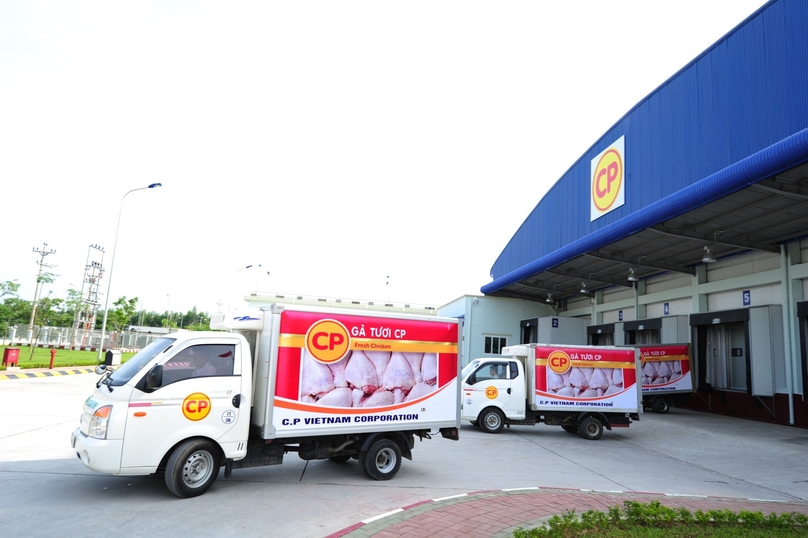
489;0;808;281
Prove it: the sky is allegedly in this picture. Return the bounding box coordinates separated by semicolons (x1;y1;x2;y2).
0;0;770;316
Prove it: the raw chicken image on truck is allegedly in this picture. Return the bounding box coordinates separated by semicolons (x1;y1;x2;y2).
637;344;694;414
71;304;461;498
462;344;641;440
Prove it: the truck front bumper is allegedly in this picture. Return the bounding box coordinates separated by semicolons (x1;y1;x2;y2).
71;428;123;474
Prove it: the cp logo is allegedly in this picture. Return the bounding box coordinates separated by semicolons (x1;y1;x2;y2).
182;393;212;421
485;386;499;399
547;351;572;374
592;148;624;212
306;319;351;364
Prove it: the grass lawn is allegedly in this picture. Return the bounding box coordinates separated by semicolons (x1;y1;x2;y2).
0;345;135;370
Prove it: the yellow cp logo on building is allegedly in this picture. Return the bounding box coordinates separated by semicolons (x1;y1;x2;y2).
590;136;626;221
306;319;351;364
592;149;624;212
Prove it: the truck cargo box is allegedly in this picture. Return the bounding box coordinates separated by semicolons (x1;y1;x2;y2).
503;344;642;415
223;305;461;439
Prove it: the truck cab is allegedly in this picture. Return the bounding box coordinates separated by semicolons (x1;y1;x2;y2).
461;356;527;433
72;331;253;497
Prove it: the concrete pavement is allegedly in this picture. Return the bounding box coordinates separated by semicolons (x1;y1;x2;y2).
3;370;808;537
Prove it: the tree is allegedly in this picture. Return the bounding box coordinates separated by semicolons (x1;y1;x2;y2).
34;295;65;327
181;306;211;331
0;280;23;339
109;296;139;333
0;280;20;299
1;297;32;326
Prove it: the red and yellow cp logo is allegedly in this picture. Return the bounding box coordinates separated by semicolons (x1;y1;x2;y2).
548;351;572;374
485;386;499;399
306;319;350;364
182;393;211;421
592;148;624;212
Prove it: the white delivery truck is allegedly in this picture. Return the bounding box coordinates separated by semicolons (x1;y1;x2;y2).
461;344;641;440
72;304;461;497
637;344;694;414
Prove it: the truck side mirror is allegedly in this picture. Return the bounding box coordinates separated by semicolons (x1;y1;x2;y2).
145;364;164;390
467;373;477;385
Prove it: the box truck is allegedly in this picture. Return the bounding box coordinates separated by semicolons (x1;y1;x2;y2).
72;304;461;497
461;344;641;440
638;344;693;414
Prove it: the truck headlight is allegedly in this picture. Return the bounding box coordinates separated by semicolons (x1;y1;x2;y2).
88;405;112;439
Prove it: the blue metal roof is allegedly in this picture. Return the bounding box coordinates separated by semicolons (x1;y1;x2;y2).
484;0;808;296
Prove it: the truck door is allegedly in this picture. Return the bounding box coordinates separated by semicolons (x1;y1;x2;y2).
462;361;512;420
120;340;249;470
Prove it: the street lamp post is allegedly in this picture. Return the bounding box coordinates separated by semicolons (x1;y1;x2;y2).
229;264;260;309
96;183;162;364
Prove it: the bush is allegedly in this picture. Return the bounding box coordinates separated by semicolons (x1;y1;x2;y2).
512;500;808;537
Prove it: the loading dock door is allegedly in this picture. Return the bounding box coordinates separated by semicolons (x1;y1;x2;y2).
587;323;615;346
624;319;662;346
520;318;537;344
703;322;748;392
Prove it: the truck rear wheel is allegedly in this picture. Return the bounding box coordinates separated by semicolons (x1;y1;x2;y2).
578;416;604;441
362;439;402;481
478;407;505;434
562;424;579;434
165;439;221;498
653;396;671;414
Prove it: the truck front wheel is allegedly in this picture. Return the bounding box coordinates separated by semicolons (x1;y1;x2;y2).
362;439;402;481
478;408;505;434
578;416;604;441
165;439;221;498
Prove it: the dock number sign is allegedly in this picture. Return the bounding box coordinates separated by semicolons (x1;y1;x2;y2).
591;136;626;221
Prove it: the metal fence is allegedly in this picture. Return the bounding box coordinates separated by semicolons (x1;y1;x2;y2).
2;325;165;352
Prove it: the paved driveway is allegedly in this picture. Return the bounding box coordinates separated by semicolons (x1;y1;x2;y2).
1;371;807;537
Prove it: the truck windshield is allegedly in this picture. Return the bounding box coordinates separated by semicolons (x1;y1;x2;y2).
107;337;177;387
461;360;481;380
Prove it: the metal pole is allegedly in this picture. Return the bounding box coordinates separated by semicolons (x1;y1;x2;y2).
96;183;162;363
29;243;56;328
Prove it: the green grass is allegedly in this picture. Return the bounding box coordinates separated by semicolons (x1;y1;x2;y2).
512;501;808;537
1;345;135;370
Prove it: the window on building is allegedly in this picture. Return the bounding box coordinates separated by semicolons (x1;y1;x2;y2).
484;336;507;354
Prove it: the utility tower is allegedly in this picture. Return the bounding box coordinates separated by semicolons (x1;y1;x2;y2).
71;244;105;348
29;242;57;328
